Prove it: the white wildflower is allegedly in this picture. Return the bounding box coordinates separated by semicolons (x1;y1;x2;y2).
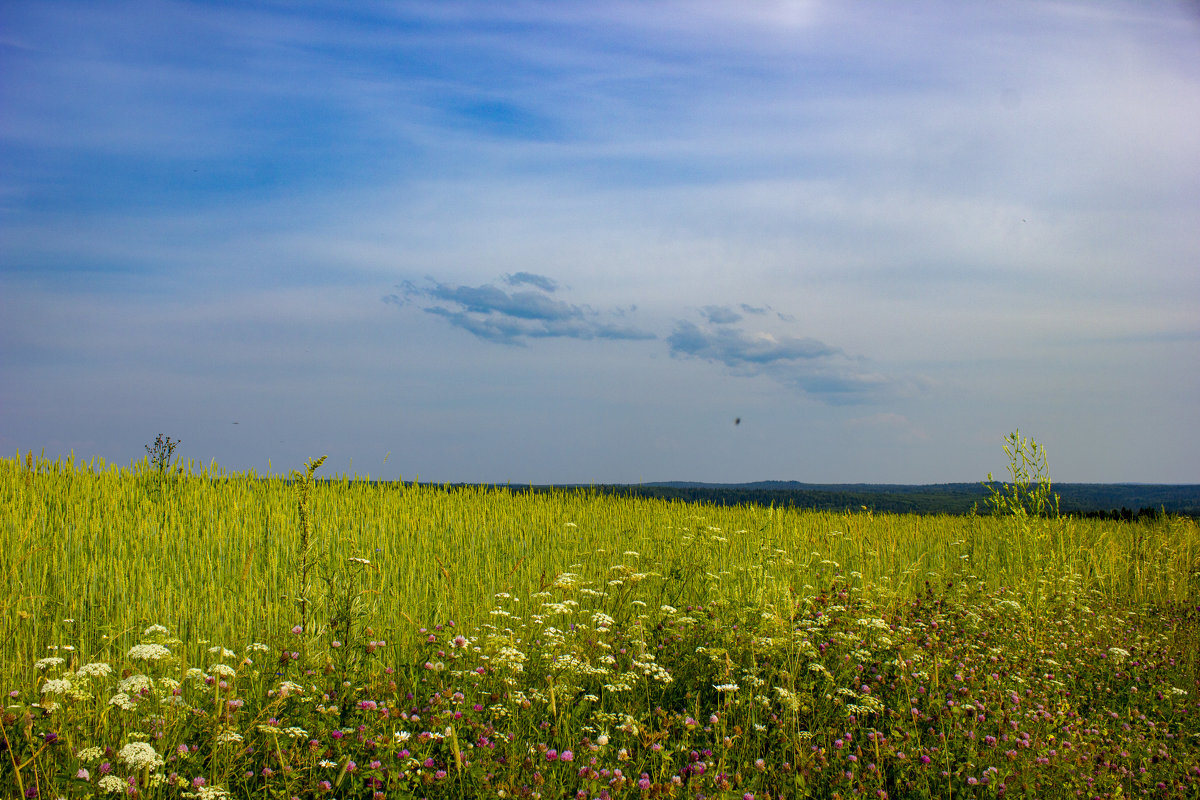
127;643;171;661
142;624;169;636
215;729;244;745
41;678;72;695
78;662;113;678
108;692;137;711
714;683;739;693
118;674;152;694
77;746;106;762
118;741;164;771
35;657;65;671
98;775;127;794
208;664;236;678
208;646;236;658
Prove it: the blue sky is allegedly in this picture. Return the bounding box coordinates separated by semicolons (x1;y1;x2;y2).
2;0;1198;484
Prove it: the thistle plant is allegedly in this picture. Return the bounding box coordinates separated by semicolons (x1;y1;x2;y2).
983;429;1060;518
293;455;327;650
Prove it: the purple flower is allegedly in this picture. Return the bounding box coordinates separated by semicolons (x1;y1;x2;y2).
561;750;574;762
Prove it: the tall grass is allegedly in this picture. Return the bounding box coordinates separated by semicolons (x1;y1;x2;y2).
1;453;1198;798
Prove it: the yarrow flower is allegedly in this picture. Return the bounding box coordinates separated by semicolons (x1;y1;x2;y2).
78;662;113;678
128;643;171;661
108;693;137;711
41;678;72;695
98;775;126;794
118;674;152;694
35;657;65;670
118;741;164;771
215;729;244;745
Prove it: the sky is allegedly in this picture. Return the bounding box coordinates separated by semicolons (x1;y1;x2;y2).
2;0;1199;485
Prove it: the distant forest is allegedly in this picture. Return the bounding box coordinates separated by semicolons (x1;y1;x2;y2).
509;481;1200;519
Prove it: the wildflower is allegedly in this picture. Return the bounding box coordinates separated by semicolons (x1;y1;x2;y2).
41;679;72;695
78;662;113;678
143;624;169;636
77;747;105;762
215;730;244;745
127;643;171;661
108;693;137;711
349;557;371;565
118;674;152;694
118;741;164;771
35;657;65;670
97;775;126;794
714;683;739;693
76;767;90;780
209;664;236;677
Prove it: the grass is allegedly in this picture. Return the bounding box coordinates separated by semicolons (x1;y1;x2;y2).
1;452;1198;798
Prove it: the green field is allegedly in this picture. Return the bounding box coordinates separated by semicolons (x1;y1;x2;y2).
2;453;1198;799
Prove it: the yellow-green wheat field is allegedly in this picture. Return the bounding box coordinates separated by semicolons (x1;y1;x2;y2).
3;452;1197;693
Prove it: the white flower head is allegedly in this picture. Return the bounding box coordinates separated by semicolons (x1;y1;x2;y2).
128;643;171;661
118;674;152;694
143;624;169;636
77;746;106;762
78;662;113;678
108;692;137;711
98;774;127;794
118;741;164;771
35;657;65;671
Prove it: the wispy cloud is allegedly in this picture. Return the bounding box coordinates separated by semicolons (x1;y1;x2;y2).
390;276;655;345
504;271;559;292
667;316;902;404
700;305;742;324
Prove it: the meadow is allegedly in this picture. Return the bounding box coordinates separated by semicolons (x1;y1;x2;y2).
1;452;1198;799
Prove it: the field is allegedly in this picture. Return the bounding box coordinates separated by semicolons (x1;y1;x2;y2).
2;454;1199;799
